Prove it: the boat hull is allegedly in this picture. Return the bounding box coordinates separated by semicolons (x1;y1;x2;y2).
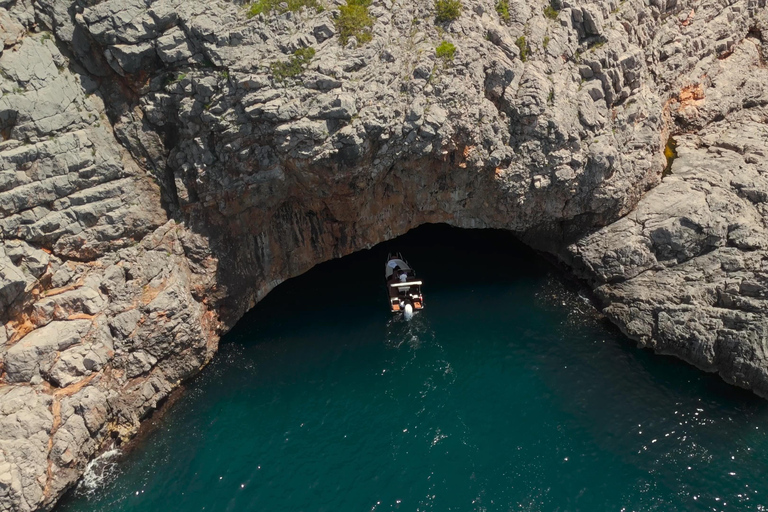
385;253;424;314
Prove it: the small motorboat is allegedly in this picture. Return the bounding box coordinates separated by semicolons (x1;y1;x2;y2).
385;253;424;320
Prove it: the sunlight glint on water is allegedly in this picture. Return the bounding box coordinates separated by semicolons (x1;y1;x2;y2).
56;225;768;512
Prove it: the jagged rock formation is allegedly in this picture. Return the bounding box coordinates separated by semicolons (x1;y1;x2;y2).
0;22;220;510
569;45;768;394
0;0;766;508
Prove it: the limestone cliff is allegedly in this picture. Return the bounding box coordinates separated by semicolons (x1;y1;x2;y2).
0;0;766;508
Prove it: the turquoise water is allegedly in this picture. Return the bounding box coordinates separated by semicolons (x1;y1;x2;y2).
57;225;768;512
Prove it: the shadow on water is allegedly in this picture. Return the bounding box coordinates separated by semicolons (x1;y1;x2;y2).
56;223;768;512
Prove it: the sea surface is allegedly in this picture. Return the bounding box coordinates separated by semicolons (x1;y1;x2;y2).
57;224;768;512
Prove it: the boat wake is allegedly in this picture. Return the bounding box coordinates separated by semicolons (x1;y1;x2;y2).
384;313;435;351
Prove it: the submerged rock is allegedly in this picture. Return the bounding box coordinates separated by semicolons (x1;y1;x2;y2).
0;0;766;509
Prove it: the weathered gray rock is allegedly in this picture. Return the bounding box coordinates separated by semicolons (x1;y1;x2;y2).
0;9;25;49
0;387;53;511
156;27;194;64
0;0;767;510
106;42;157;75
570;107;768;395
0;252;25;312
4;320;91;382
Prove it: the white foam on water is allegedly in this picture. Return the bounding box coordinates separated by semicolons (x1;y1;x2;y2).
77;449;121;496
404;303;414;321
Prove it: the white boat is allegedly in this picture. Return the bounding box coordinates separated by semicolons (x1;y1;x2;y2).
385;253;424;320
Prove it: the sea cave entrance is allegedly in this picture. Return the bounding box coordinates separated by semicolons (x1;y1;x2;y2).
56;224;768;512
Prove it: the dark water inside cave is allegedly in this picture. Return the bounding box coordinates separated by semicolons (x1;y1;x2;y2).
57;224;768;512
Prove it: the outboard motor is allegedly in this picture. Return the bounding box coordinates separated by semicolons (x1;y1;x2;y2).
404;303;414;321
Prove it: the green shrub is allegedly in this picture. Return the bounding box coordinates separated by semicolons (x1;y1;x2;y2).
434;0;462;22
542;35;550;49
293;47;316;63
270;47;316;81
515;36;530;62
435;40;456;61
270;60;300;80
284;0;322;12
335;0;374;46
543;5;559;19
246;1;265;16
247;0;322;18
495;0;509;22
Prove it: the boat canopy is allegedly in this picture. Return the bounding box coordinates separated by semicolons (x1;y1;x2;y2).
385;258;411;278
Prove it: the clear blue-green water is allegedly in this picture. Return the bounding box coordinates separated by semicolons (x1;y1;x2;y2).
57;224;768;512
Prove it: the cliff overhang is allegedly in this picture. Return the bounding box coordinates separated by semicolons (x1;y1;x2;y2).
0;0;767;509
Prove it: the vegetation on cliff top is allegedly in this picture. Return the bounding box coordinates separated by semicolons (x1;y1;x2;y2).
270;47;316;81
543;4;559;19
495;0;510;23
435;41;456;62
515;36;530;62
246;0;323;18
434;0;462;22
335;0;374;46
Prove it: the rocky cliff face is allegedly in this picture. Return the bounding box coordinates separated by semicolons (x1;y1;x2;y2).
0;0;766;508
